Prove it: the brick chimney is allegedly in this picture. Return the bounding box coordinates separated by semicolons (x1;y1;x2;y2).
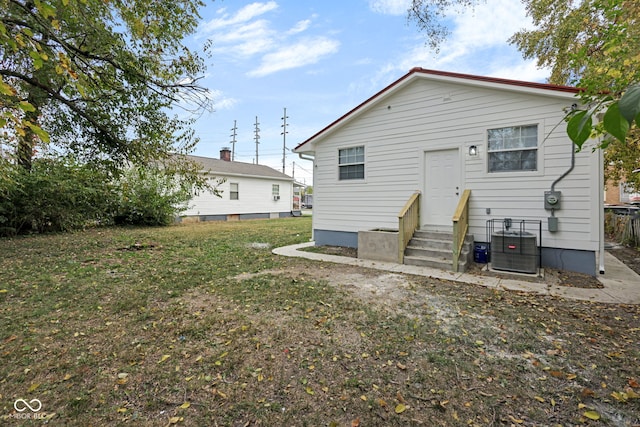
220;147;231;162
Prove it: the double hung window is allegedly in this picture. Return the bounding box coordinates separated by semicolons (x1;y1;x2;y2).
487;125;538;172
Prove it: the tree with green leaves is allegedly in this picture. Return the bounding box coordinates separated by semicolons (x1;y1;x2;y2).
0;0;210;172
409;0;640;189
509;0;640;190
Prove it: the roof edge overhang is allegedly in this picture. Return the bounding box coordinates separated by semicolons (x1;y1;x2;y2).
201;171;293;181
293;67;582;153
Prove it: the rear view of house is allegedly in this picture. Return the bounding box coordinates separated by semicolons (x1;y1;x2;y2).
182;150;296;221
294;68;604;276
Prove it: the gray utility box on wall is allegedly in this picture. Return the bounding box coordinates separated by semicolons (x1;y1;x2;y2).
491;230;538;274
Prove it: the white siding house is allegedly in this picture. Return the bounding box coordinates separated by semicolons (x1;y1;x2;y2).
294;68;605;276
182;151;296;221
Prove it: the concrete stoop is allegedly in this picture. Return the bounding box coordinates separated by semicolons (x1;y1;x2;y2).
403;230;474;272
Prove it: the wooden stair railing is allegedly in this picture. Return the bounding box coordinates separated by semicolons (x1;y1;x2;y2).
398;191;421;263
452;189;471;272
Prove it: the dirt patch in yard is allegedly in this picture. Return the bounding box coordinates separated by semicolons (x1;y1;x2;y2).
305;245;607;289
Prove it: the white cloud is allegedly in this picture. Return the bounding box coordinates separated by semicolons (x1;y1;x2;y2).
248;37;341;77
487;61;551;82
209;89;239;111
369;0;411;15
199;3;340;77
287;19;312;35
200;1;278;33
371;0;547;84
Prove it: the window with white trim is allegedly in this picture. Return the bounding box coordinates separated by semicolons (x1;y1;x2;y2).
338;146;364;180
272;184;280;200
230;182;239;200
487;125;538;172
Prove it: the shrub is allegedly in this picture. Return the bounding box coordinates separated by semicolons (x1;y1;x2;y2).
112;167;192;226
0;157;114;235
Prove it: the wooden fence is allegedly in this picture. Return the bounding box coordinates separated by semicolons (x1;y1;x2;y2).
605;212;640;246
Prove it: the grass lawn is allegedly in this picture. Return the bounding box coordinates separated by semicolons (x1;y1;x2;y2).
0;217;638;426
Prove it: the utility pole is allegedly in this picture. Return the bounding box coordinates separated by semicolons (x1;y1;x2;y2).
254;116;260;164
281;107;288;174
292;161;295;181
230;120;237;161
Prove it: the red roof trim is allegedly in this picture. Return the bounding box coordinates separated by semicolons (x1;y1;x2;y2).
409;67;581;94
294;68;581;151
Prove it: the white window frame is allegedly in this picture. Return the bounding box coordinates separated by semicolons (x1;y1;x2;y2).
272;184;280;200
338;146;365;180
229;182;239;200
487;124;538;173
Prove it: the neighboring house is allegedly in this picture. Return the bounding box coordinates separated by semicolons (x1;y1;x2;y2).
181;150;296;221
294;68;605;276
605;179;640;205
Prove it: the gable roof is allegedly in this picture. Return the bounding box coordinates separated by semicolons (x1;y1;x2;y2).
186;155;292;181
294;67;582;153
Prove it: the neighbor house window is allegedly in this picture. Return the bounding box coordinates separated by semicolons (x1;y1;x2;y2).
230;182;239;200
272;184;280;200
339;146;365;180
487;125;538;172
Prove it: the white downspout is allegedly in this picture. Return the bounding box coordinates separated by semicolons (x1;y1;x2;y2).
598;146;605;274
298;152;315;242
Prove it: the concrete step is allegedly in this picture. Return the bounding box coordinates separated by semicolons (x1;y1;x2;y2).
405;245;450;259
404;229;473;273
408;237;453;251
403;254;454;270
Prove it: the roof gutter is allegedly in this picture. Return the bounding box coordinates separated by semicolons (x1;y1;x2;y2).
297;153;315;162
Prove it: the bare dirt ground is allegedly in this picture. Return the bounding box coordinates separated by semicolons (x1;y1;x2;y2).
306;244;640;290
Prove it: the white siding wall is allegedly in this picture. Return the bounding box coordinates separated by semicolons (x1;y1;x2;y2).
183;176;293;216
312;79;600;252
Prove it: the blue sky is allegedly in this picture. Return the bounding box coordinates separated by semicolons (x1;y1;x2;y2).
186;0;549;184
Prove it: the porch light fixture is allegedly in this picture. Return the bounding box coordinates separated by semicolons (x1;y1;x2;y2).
468;145;478;156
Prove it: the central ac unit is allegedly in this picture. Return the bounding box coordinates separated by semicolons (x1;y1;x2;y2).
491;230;538;274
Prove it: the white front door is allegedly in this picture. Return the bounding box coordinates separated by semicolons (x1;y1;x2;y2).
422;148;460;230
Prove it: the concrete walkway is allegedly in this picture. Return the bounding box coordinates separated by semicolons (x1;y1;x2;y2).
273;242;640;304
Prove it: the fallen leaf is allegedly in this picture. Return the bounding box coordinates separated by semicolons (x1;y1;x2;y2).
168;416;183;424
180;402;190;409
549;370;564;378
583;410;600;420
629;378;639;388
360;395;367;401
581;388;595;398
28;383;40;392
117;408;127;413
534;396;545;403
351;418;360;427
158;354;170;364
396;362;407;370
395;403;407;414
508;415;524;423
305;387;314;395
3;335;17;343
0;289;7;293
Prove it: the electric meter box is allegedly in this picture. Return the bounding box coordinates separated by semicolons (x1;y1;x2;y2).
544;191;561;210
